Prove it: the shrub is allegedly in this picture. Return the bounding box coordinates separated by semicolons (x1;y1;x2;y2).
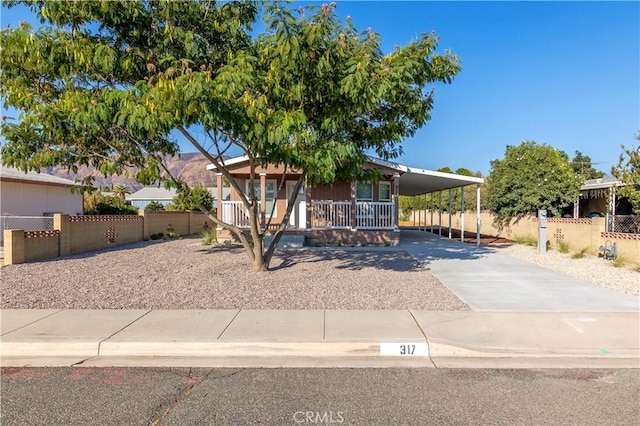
515;235;537;247
90;196;138;215
167;186;213;211
571;248;588;259
557;240;570;254
145;201;165;211
201;228;218;245
612;257;624;268
150;232;164;240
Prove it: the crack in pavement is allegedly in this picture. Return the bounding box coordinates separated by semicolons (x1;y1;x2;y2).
148;368;246;425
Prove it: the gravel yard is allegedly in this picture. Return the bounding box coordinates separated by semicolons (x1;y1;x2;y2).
492;244;639;297
0;238;468;310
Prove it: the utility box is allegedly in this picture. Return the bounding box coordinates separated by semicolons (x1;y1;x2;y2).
537;209;547;253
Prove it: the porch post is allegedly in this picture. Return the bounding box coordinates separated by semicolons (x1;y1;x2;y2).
259;173;266;227
438;191;442;236
393;174;400;230
423;193;427;232
610;188;616;216
476;184;481;246
430;193;434;233
305;179;312;231
460;187;465;242
216;173;223;223
448;188;452;239
412;197;416;227
350;181;357;230
573;196;579;218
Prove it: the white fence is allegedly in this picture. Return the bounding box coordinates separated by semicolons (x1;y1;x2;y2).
311;201;352;229
355;202;394;229
220;200;395;230
221;201;251;229
0;215;55;246
312;201;394;230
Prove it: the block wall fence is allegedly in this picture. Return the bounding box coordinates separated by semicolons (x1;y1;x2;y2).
410;210;640;265
3;210;216;265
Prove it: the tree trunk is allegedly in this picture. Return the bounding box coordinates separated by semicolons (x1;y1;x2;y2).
252;236;268;272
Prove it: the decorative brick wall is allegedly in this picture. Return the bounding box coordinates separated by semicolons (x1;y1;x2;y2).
410;210;638;265
2;211;215;265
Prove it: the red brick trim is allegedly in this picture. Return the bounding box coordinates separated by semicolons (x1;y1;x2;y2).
69;215;142;222
25;230;60;238
548;218;592;225
601;232;640;241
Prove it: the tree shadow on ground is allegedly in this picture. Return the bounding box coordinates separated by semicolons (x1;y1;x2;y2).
192;229;513;272
270;249;424;272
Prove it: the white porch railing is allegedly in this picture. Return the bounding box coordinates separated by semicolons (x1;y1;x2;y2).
311;201;352;229
355;202;395;229
311;201;395;230
221;201;275;229
222;200;395;230
221;201;251;228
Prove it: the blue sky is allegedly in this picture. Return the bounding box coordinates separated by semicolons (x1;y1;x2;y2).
2;1;638;175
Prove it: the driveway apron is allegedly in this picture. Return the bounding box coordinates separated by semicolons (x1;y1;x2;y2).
399;230;639;312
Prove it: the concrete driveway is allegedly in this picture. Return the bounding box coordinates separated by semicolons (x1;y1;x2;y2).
399;230;639;312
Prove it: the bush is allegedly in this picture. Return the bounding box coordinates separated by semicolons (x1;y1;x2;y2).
150;232;164;240
557;240;570;254
201;228;217;245
612;257;625;268
515;235;537;247
145;201;165;211
571;248;588;259
85;194;138;215
167;186;213;211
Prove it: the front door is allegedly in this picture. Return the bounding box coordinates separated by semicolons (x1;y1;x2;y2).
286;181;306;229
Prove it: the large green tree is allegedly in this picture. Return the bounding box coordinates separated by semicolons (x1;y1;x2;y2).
570;150;604;180
486;141;581;228
611;134;640;214
1;1;461;271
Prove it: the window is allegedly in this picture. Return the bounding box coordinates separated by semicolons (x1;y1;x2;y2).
356;182;373;201
246;179;277;217
379;182;391;202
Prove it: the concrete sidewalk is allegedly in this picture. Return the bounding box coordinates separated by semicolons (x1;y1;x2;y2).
2;309;638;368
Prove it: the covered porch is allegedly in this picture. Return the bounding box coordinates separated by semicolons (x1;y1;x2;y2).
208;156;484;245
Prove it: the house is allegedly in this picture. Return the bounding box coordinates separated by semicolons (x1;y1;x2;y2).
0;166;83;216
206;156;484;245
126;186;232;209
568;177;633;218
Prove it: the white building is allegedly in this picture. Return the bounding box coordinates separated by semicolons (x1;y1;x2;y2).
0;166;83;216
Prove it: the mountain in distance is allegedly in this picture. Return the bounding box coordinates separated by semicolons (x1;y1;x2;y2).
43;152;217;191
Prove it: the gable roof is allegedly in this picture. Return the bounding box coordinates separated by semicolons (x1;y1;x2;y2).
127;186;178;201
580;177;624;191
0;166;80;187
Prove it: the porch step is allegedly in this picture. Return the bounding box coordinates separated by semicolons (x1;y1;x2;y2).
264;234;305;249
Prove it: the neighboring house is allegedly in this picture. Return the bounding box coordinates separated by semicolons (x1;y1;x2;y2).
206;156;484;245
0;166;83;216
126;187;177;209
126;186;231;209
568;177;633;218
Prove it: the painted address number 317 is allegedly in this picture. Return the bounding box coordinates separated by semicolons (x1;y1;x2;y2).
379;342;428;357
400;344;415;355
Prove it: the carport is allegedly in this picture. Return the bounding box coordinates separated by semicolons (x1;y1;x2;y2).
372;158;485;245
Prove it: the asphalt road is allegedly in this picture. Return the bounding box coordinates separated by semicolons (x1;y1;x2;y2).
1;367;638;425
